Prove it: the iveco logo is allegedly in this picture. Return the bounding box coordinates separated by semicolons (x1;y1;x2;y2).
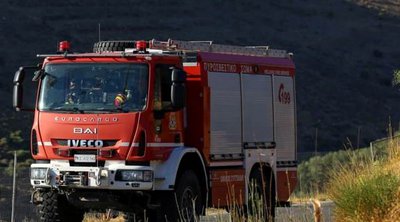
67;139;104;147
73;127;98;134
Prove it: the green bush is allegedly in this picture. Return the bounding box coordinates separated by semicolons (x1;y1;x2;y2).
297;148;373;195
328;165;400;221
296;136;393;196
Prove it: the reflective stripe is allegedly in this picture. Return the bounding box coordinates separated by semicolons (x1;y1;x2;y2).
131;143;139;147
120;142;130;147
183;62;198;67
43;142;52;146
147;143;184;147
129;143;184;147
37;142;43;146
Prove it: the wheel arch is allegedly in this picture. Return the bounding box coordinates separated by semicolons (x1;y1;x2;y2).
153;147;208;195
175;152;208;201
249;162;276;199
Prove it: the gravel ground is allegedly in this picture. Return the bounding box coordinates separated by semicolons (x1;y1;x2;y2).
276;201;335;222
198;201;335;222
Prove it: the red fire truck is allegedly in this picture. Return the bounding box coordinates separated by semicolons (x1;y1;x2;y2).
13;39;297;221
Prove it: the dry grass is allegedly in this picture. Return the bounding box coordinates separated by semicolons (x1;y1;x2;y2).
328;134;400;222
290;193;330;203
83;211;125;222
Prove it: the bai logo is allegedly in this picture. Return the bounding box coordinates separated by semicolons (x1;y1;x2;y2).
278;83;291;104
73;127;98;134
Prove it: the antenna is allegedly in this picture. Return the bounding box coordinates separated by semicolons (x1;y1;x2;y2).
98;23;101;42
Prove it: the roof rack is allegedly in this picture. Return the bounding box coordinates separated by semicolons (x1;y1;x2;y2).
149;39;288;58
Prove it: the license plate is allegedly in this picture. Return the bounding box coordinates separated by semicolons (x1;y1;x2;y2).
74;154;96;163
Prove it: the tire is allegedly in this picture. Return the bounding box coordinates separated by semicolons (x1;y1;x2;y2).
248;167;276;221
93;41;136;53
161;170;203;222
37;190;85;222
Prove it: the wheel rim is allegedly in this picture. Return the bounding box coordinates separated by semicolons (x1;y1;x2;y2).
180;186;195;220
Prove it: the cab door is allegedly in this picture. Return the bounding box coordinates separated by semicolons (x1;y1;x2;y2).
151;64;185;148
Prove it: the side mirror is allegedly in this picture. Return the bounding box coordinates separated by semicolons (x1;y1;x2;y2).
13;67;25;84
13;66;40;111
171;68;186;110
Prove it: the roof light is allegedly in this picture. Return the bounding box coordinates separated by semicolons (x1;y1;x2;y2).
136;40;147;52
59;41;70;53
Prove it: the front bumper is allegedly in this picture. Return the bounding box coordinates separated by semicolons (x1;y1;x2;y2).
30;160;153;190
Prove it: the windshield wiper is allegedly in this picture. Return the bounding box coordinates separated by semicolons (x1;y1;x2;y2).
50;107;84;113
95;107;129;113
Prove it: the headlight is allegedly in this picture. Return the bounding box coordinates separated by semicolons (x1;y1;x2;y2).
143;171;152;182
116;170;153;182
31;168;48;180
122;171;143;181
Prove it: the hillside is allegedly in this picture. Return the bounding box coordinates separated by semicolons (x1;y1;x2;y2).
0;0;399;154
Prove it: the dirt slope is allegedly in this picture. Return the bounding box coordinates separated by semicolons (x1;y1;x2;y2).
0;0;399;152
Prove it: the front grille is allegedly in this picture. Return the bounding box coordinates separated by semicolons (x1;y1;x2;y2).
69;160;105;167
72;149;98;155
62;172;88;186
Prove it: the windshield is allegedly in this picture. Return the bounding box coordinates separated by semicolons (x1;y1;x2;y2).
38;63;148;113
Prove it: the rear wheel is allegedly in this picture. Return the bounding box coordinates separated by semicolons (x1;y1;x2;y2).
248;167;276;221
37;190;85;222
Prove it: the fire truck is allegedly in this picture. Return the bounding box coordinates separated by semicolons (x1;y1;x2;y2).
13;39;297;221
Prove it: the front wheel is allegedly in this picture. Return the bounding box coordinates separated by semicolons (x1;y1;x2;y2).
36;190;85;222
161;170;203;222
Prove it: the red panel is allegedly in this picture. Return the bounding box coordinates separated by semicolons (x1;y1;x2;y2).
210;169;245;207
184;64;209;162
184;65;201;76
36;112;138;160
276;170;298;201
198;52;295;77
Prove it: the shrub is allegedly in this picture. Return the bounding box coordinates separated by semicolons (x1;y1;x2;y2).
328;165;400;221
296;147;375;195
327;135;400;221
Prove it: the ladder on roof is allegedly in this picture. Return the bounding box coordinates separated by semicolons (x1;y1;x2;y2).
149;39;288;58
